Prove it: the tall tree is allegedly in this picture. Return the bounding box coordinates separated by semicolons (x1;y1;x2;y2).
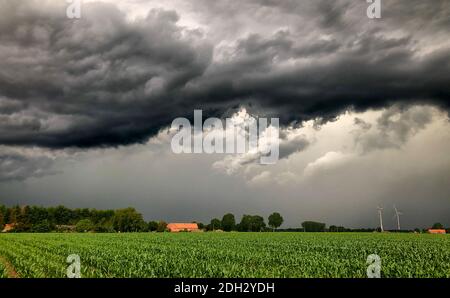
250;215;266;232
221;213;236;232
0;205;6;229
50;205;75;225
156;221;167;232
8;205;21;224
210;218;222;231
148;221;159;232
268;212;283;231
112;208;147;232
76;219;94;232
29;206;50;226
16;205;32;231
238;215;266;232
432;223;444;229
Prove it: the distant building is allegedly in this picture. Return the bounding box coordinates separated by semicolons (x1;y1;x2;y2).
2;223;16;233
167;223;199;232
428;229;446;234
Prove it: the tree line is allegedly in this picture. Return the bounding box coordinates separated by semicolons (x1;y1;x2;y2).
205;212;284;232
0;205;287;233
0;205;446;233
0;205;149;233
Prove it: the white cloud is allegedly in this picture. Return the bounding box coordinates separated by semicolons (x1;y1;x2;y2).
247;170;271;187
303;151;350;178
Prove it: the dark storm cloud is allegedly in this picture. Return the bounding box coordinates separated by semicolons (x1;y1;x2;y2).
0;0;449;149
0;1;213;148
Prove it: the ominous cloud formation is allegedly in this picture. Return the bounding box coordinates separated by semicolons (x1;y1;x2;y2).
0;0;449;149
0;147;58;181
0;0;212;148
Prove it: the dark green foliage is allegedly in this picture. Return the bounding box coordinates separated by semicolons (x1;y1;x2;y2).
30;220;54;233
148;221;158;232
0;205;6;230
302;221;326;232
157;221;167;232
0;205;150;233
76;219;94;232
328;225;345;232
93;219;115;233
221;213;236;231
432;223;444;229
112;208;147;232
268;212;283;230
210;218;222;231
238;215;266;232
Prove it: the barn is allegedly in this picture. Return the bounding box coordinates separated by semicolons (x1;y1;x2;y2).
428;229;446;234
167;223;199;232
1;223;16;233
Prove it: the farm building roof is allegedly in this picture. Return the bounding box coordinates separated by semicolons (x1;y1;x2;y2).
428;229;446;234
2;223;16;233
167;223;199;232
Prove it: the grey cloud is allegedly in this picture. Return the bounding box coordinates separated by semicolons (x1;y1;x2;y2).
213;128;310;175
354;105;434;153
354;117;372;130
0;0;449;151
315;0;351;29
236;30;341;60
0;97;27;114
279;135;310;159
2;108;449;229
0;1;212;148
0;151;57;182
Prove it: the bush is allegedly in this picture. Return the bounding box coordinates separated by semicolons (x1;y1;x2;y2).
157;221;167;232
76;219;94;232
93;221;115;233
31;220;54;233
112;208;147;232
148;221;158;232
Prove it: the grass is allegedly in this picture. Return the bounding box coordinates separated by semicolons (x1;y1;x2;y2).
0;262;7;278
0;232;449;278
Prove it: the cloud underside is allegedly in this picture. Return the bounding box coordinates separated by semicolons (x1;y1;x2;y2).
1;106;449;228
0;0;449;149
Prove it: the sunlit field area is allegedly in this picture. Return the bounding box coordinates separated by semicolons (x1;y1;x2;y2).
0;233;449;278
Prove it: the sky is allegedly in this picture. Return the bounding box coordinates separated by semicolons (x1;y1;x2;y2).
0;0;449;229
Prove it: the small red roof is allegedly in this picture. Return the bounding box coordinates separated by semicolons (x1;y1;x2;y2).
2;223;16;233
167;223;199;232
428;229;446;234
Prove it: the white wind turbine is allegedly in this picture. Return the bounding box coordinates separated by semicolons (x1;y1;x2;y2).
393;205;403;230
377;206;384;232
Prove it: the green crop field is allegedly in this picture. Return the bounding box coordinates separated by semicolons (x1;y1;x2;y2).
0;233;449;278
0;262;7;278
